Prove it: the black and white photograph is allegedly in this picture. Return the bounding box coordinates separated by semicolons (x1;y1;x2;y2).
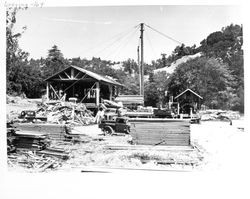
1;0;249;198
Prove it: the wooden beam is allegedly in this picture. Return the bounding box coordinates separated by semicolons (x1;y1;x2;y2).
96;82;100;106
64;71;71;79
74;71;82;79
58;75;63;80
109;85;113;100
50;84;60;100
71;68;74;79
46;82;49;100
79;82;97;103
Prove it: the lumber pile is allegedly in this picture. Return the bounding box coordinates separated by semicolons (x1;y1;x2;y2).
7;128;50;151
7;126;71;172
130;119;190;146
12;123;72;141
36;101;95;125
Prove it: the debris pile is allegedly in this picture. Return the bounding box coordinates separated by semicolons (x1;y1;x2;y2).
7;123;71;172
36;101;95;125
8;151;63;172
199;109;241;121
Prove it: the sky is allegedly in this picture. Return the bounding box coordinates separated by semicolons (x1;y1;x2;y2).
13;5;243;63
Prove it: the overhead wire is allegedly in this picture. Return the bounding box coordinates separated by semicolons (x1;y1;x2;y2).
92;25;139;59
144;26;157;58
144;23;183;45
82;24;140;57
109;25;139;61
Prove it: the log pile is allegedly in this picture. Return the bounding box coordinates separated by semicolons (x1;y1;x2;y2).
130;119;190;146
36;101;95;125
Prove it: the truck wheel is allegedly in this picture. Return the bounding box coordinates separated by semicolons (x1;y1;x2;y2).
104;126;114;135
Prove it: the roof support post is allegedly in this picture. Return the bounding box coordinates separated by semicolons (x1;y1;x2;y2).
96;82;100;107
46;82;50;100
177;102;180;115
109;85;113;101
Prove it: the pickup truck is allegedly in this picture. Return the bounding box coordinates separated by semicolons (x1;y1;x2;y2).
98;117;130;135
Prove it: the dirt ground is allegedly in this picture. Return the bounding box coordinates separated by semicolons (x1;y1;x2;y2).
6;97;246;172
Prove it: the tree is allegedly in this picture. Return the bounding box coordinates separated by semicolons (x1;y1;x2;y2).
6;7;29;95
198;24;244;111
167;57;236;109
122;59;138;74
43;45;68;77
144;71;171;107
121;74;140;95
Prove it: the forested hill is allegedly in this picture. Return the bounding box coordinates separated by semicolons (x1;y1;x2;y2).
6;8;243;112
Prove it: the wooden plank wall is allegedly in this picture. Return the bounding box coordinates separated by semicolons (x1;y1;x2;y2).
130;119;190;146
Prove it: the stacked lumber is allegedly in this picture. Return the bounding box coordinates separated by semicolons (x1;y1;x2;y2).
7;130;50;151
114;95;144;106
12;123;70;141
36;101;95;125
36;147;70;160
130;119;190;146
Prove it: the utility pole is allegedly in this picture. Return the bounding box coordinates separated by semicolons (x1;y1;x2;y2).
137;46;141;94
140;23;144;98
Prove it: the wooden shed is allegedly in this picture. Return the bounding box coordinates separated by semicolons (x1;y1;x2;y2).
45;65;123;108
174;88;203;116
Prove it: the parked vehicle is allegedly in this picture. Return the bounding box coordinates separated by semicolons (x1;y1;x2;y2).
98;116;130;135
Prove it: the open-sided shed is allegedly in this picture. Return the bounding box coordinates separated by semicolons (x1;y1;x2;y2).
45;65;123;108
174;88;203;115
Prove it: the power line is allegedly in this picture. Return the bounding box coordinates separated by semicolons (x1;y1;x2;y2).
144;28;157;58
109;26;139;61
82;24;139;57
145;24;183;45
93;25;138;58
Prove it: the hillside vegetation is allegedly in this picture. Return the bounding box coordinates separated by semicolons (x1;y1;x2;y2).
6;8;243;112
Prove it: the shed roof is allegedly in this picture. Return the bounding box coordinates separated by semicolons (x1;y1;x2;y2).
45;65;123;87
174;88;203;100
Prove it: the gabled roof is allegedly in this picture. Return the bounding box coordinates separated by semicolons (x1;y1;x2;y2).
45;65;123;87
174;88;203;99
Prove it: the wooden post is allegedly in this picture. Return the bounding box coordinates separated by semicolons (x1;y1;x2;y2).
109;85;113;100
46;82;49;100
96;82;100;106
71;68;74;79
177;102;180;115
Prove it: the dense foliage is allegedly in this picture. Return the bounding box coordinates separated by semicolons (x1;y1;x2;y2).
6;9;243;112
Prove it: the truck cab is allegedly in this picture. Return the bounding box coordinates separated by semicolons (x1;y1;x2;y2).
98;116;130;135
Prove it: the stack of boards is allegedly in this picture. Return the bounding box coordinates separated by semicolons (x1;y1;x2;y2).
13;123;69;141
10;131;50;151
130;119;190;146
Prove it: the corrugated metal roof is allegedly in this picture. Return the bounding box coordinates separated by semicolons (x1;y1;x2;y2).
45;65;123;87
174;88;203;99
